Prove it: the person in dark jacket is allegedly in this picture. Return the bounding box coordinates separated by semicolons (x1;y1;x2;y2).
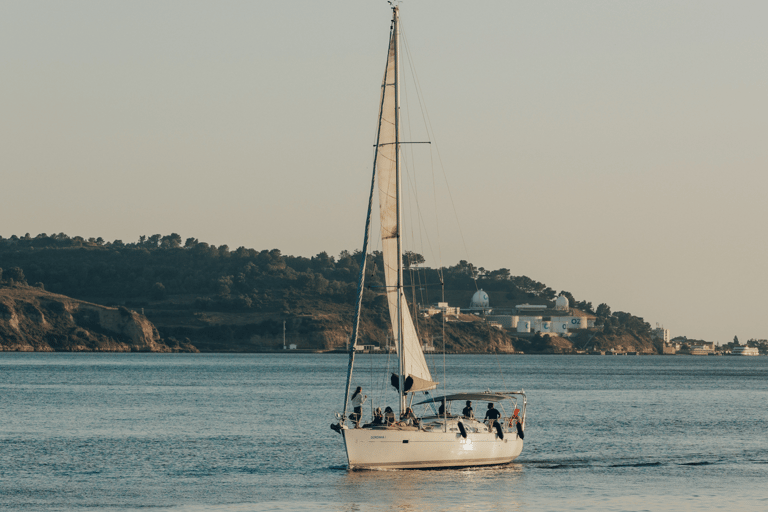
462;400;474;419
484;402;501;430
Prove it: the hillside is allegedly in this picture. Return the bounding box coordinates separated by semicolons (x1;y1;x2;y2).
0;233;660;353
0;284;195;352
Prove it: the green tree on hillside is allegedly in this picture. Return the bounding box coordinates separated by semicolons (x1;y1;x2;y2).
403;251;425;269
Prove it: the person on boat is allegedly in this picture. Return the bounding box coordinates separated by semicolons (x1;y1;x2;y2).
484;402;501;430
363;407;384;428
350;386;367;427
383;406;395;425
400;407;417;426
462;400;474;419
438;399;446;416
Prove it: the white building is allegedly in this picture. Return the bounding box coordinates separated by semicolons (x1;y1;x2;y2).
420;301;460;317
652;325;670;343
480;294;594;336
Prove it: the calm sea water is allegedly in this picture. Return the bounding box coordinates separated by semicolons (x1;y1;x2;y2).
1;353;767;511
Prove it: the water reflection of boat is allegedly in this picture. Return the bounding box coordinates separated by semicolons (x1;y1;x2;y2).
330;5;526;470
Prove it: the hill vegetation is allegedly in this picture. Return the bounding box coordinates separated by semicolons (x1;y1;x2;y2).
1;232;659;353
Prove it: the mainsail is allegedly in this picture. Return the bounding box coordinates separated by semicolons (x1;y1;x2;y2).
376;21;437;394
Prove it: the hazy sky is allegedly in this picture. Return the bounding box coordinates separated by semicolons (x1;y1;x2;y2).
2;1;766;344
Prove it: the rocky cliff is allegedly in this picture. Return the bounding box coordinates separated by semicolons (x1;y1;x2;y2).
0;285;196;352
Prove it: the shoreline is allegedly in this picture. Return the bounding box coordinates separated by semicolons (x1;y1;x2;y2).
0;349;761;356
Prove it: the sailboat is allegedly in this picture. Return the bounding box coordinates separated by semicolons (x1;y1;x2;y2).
331;5;527;470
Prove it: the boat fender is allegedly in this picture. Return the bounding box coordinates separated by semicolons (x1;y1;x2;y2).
457;421;468;439
516;421;524;440
494;421;504;440
330;423;342;434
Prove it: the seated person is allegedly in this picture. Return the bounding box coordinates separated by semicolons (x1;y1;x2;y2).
400;407;419;426
372;407;384;425
383;406;396;425
484;402;501;429
438;400;446;416
462;400;474;419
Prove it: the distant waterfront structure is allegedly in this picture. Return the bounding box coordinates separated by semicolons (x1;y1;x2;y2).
420;302;460;317
469;293;594;337
690;342;715;355
652;324;670;343
662;344;676;355
731;346;759;356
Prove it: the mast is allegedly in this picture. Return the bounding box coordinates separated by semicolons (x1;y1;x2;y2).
393;5;406;415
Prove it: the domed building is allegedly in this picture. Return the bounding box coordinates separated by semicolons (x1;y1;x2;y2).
555;294;569;311
469;289;490;309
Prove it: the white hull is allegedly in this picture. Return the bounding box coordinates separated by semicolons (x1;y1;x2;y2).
343;419;524;470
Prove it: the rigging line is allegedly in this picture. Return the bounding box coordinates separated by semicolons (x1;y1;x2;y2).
400;74;422;340
370;344;374;417
400;154;419;339
401;27;447;313
442;313;446;395
398;130;434;263
403;26;474;275
400;33;431;320
396;99;438;273
401;28;450;384
402;27;445;293
415;264;426;313
400;24;431;272
399;30;423;296
374;142;431;146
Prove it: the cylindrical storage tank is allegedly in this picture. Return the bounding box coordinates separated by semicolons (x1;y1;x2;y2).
570;317;588;328
541;321;551;333
510;315;519;328
517;321;530;333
